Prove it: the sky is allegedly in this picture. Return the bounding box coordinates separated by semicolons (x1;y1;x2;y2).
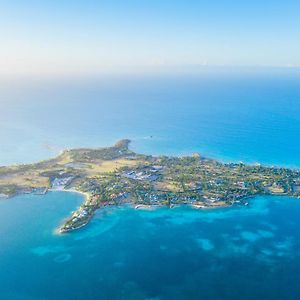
0;0;300;75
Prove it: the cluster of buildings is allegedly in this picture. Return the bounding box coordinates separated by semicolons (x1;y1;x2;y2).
109;191;129;202
121;165;163;182
73;208;88;221
51;176;74;190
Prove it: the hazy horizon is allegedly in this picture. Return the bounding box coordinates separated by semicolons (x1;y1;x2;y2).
1;1;300;76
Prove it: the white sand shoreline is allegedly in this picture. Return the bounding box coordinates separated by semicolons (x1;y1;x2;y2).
49;188;89;200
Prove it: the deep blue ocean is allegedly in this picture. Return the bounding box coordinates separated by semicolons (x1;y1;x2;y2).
1;69;300;299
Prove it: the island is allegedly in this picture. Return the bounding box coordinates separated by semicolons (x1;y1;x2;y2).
1;139;300;233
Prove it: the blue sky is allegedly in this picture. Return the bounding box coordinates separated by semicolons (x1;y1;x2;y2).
0;0;300;75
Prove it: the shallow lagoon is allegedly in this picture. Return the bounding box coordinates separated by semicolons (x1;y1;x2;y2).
1;192;300;299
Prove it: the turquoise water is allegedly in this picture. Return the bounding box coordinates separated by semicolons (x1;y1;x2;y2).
1;70;300;167
1;70;300;299
1;193;300;299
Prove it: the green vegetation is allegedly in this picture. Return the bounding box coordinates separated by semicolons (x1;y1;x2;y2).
1;139;300;232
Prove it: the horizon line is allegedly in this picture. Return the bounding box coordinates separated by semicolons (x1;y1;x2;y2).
1;64;300;79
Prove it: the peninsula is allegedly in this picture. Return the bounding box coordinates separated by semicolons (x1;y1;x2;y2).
1;139;300;233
